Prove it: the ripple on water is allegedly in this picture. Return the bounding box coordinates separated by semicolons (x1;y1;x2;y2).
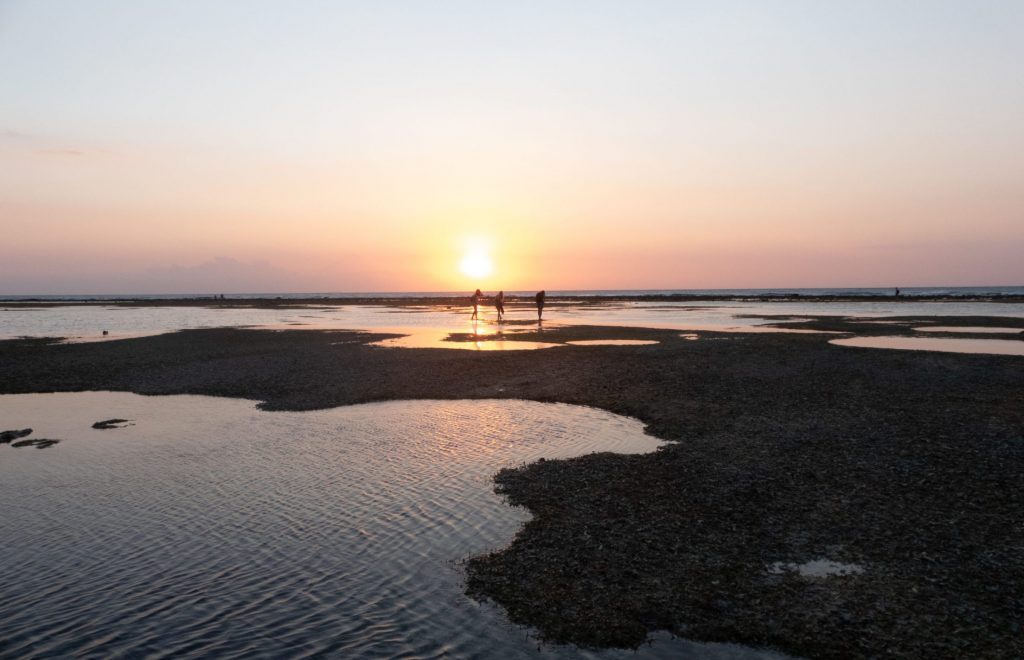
0;393;788;659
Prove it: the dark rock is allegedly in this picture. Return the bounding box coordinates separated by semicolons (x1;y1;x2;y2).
91;418;132;430
0;428;32;444
12;438;59;449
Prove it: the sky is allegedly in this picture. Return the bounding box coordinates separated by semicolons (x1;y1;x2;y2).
1;1;1022;294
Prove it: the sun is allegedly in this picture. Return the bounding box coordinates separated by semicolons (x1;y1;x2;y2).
459;250;493;279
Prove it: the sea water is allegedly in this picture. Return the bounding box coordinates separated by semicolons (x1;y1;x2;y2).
3;297;1023;346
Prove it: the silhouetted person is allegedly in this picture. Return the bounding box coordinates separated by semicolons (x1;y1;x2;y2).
535;290;545;321
895;287;900;297
495;290;505;321
471;289;482;320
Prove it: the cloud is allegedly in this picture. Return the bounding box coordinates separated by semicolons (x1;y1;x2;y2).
34;148;88;157
1;129;34;141
1;129;112;158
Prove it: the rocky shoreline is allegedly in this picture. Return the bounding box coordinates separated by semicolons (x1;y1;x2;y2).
2;317;1022;658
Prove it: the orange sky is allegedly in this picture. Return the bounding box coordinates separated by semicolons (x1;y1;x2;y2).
1;2;1022;293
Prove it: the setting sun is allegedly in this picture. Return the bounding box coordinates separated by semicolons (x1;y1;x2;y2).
459;248;494;280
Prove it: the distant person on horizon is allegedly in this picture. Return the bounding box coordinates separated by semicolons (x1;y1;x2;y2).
895;287;900;297
535;290;545;321
495;290;505;321
471;289;482;320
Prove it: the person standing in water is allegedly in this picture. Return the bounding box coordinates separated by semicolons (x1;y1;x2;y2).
495;290;505;321
471;289;482;320
535;290;545;321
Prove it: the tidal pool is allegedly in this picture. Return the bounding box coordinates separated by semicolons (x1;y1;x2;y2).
0;393;785;659
566;339;660;346
768;559;865;578
914;326;1023;334
831;336;1024;356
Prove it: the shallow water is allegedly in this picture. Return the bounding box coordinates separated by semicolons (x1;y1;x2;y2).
0;393;786;659
915;326;1023;334
549;299;1024;329
566;339;660;346
0;304;337;342
831;336;1024;356
5;299;1024;345
369;325;562;351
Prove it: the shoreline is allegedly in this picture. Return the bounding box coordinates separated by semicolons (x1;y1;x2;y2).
2;319;1022;657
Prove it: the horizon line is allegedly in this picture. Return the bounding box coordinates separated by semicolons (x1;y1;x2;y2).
3;284;1024;300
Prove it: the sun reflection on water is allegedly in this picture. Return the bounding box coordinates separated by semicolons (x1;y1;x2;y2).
369;324;560;351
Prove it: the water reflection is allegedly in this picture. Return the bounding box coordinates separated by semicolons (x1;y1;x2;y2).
914;326;1023;334
0;392;785;659
370;324;562;351
768;559;865;578
831;336;1024;356
6;299;1022;344
566;339;660;346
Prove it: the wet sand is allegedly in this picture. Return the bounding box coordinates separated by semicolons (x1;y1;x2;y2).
2;316;1023;658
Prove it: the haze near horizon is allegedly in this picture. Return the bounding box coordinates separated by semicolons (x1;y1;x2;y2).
1;1;1022;294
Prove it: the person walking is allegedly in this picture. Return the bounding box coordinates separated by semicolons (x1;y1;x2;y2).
495;290;505;321
535;290;545;321
471;289;482;320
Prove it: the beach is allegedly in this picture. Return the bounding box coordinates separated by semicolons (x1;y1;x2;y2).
2;301;1023;658
8;2;1024;656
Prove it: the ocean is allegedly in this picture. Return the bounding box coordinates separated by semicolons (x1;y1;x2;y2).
2;285;1022;301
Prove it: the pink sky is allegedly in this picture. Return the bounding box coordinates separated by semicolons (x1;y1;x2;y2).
1;2;1022;294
